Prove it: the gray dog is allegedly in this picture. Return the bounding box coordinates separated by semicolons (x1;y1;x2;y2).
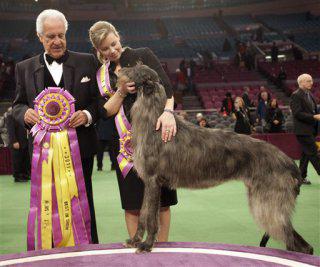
117;64;313;254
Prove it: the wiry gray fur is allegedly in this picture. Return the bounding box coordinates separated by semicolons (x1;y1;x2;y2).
118;64;313;254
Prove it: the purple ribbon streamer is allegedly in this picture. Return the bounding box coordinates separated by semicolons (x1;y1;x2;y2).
68;128;92;243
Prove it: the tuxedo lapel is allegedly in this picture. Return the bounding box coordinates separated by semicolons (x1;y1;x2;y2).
33;55;45;95
63;63;75;94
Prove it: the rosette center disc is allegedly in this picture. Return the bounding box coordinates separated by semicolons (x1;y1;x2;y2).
45;101;61;116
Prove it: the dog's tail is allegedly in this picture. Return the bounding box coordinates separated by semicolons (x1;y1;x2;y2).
246;172;297;244
259;160;302;248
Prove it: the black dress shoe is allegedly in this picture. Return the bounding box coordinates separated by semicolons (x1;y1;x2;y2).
302;178;311;185
14;177;28;183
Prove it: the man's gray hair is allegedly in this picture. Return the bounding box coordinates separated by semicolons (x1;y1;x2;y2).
36;9;68;35
297;73;312;86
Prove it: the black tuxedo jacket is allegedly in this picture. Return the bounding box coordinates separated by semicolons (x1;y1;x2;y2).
13;50;99;158
290;88;318;136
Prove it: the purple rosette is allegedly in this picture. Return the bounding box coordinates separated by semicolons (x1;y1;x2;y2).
27;87;91;251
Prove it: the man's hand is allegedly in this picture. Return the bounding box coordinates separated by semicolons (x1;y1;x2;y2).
313;114;320;121
69;110;88;128
24;108;40;126
13;142;20;149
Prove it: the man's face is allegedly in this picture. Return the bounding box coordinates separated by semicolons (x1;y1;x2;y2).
300;77;313;91
38;18;66;59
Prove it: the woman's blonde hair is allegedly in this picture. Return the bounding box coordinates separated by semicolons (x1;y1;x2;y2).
89;21;120;63
235;96;245;108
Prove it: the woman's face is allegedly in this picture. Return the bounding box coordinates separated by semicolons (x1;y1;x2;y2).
199;119;207;127
98;32;123;62
235;98;243;108
271;99;277;108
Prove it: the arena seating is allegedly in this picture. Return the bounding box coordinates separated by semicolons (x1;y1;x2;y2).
258;13;320;33
258;60;320;83
131;0;272;12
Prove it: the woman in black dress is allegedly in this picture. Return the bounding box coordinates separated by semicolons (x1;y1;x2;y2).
232;97;252;135
89;21;178;241
265;98;284;133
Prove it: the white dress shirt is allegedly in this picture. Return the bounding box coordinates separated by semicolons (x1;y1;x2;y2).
43;53;92;126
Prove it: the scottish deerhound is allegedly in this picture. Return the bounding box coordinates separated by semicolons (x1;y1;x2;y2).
117;64;313;254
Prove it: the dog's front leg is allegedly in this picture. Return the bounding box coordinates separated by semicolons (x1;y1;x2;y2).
135;175;161;253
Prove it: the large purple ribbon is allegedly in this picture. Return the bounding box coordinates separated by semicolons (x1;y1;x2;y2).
27;87;91;250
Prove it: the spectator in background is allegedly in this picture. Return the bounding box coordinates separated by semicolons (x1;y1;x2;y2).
232;97;252;135
179;59;186;74
257;91;270;129
234;51;244;68
186;62;195;92
199;117;210;128
175;68;186;93
290;73;320;184
0;116;8;147
222;38;231;52
245;42;256;70
221;92;234;116
292;45;303;60
271;42;278;63
202;49;213;70
96;117;117;172
257;86;271;102
196;112;204;125
242;86;254;107
6;107;30;182
276;66;287;88
265;98;284;133
256;26;263;42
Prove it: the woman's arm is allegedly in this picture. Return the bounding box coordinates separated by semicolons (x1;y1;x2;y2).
103;81;135;117
143;48;176;142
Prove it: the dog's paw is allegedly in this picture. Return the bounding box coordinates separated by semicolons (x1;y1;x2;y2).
123;238;140;248
135;242;153;253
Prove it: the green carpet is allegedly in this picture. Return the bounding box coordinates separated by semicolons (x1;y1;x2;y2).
0;158;319;255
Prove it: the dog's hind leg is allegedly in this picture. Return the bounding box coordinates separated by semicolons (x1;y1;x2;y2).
284;227;314;254
260;233;270;247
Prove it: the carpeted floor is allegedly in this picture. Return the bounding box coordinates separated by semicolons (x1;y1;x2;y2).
0;158;319;256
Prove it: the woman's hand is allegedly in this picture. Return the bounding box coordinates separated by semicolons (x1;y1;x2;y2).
119;82;136;95
156;111;177;143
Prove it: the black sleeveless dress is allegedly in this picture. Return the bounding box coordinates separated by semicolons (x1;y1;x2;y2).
107;47;178;210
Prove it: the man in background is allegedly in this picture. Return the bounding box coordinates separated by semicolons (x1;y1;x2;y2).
290;74;320;184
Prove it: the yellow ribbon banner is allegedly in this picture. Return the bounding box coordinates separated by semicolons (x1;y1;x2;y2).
41;130;80;249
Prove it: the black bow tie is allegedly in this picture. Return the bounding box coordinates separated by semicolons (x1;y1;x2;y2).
45;52;68;65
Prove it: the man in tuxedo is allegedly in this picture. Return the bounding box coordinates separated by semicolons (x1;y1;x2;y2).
13;9;99;243
290;73;320;185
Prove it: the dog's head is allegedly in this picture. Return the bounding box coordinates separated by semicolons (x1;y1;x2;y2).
117;64;160;96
